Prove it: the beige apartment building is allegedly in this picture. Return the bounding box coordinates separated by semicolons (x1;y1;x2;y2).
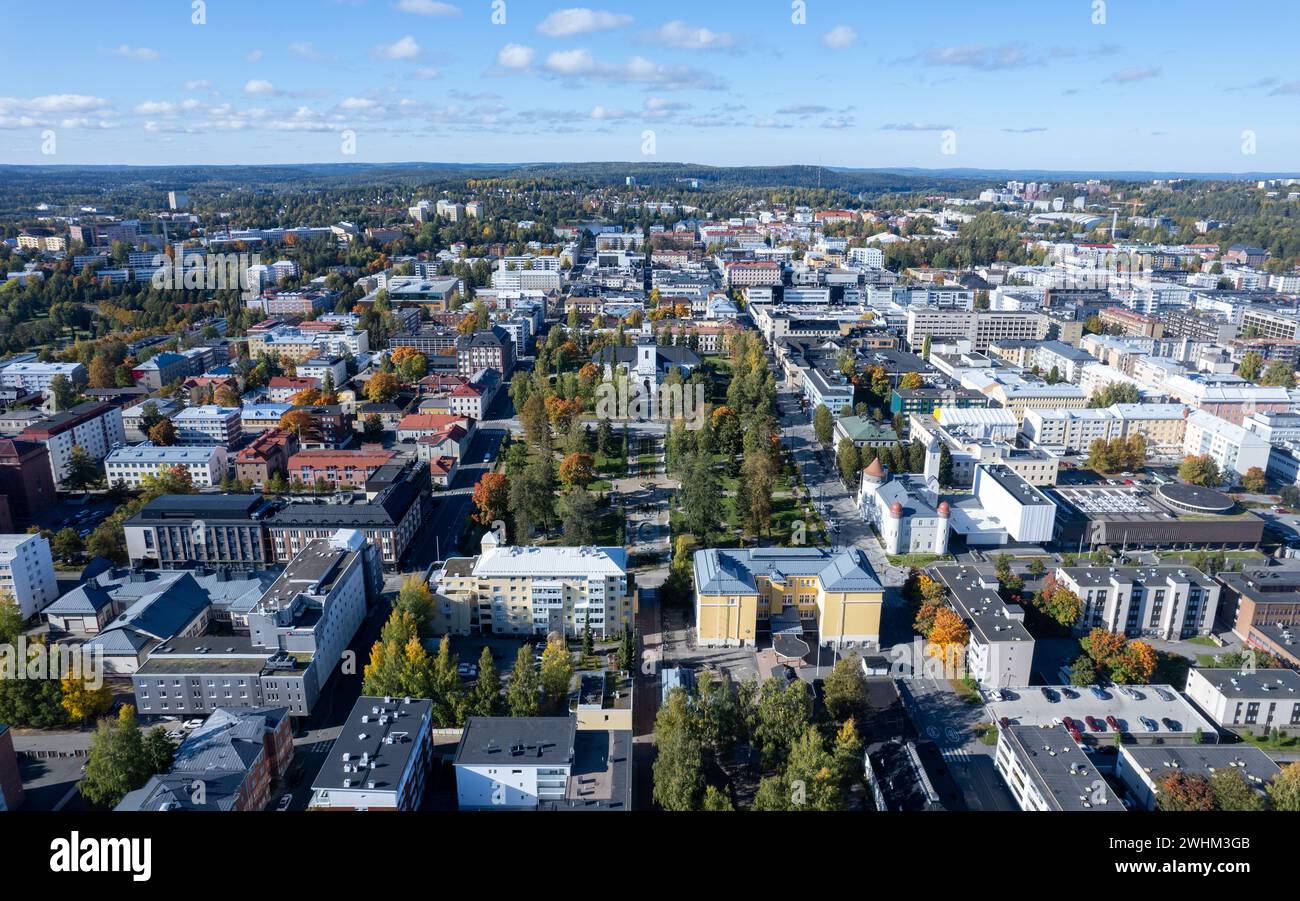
432;533;635;638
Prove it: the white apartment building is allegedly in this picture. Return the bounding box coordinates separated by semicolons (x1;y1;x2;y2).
433;533;634;639
19;401;126;487
105;444;228;488
932;565;1035;689
1023;403;1188;455
1053;565;1221;640
905;309;1047;353
1183;409;1270;480
846;246;884;268
0;533;57;618
171;405;243;446
0;361;86;393
490;267;562;293
1184;668;1300;735
994;724;1122;812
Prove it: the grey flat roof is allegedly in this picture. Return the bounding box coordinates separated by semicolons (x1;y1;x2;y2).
313;696;432;793
1191;667;1300;697
455;716;576;768
1001;724;1123;811
931;565;1033;645
259;539;354;610
1121;743;1281;786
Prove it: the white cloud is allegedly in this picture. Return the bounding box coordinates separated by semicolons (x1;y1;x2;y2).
113;44;160;61
339;97;381;110
497;44;536;69
394;0;460;15
590;105;632;120
542;50;723;90
246;50;263;63
644;20;734;51
822;26;858;49
182;79;211;91
537;8;633;37
372;36;422;60
0;94;113;114
413;67;442;80
544;48;595;76
243;79;278;95
909;43;1034;71
1107;66;1161;83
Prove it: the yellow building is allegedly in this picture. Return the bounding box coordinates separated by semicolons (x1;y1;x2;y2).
693;547;884;649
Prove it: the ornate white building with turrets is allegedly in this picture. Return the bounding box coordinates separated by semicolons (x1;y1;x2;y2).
856;457;950;556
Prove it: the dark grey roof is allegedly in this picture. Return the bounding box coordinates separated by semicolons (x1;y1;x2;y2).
455;716;576;767
1194;667;1300;696
312;696;431;794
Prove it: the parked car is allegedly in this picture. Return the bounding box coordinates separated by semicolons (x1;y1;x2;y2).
1060;687;1079;700
1088;685;1109;701
1040;687;1059;703
1062;716;1077;732
1085;715;1102;732
276;794;293;812
999;716;1011;728
1105;715;1121;731
1161;717;1181;731
1139;716;1159;732
182;719;203;731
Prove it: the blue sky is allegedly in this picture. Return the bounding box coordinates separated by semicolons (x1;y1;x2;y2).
2;0;1297;172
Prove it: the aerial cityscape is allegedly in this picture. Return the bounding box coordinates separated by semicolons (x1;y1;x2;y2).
1;0;1298;880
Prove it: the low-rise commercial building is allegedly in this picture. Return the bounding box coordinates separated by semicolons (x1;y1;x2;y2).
1116;743;1280;810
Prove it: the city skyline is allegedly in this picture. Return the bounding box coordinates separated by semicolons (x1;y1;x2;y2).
2;0;1298;171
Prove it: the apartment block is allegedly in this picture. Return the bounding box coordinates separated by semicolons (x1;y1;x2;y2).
18;401;125;487
434;532;634;638
1054;565;1220;640
105;444;228;488
0;533;57;618
310;696;434;811
905;309;1047;353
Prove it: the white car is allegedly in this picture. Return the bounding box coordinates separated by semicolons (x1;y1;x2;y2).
165;731;185;742
276;794;293;812
182;719;203;731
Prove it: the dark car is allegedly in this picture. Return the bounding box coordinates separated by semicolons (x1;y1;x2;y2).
1162;717;1181;731
1089;685;1109;701
1085;715;1102;732
999;716;1011;728
1040;687;1059;703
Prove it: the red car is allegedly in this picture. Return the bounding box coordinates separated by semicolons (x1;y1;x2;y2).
1106;715;1121;731
1062;716;1077;732
1085;715;1102;732
1067;726;1085;743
